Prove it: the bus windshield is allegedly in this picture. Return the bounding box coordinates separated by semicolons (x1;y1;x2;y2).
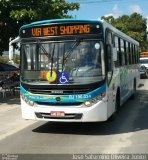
21;39;105;85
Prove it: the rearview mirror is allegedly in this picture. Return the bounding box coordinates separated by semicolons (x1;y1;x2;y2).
113;47;117;62
106;44;112;71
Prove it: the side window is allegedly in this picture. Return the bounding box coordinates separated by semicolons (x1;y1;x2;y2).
106;31;113;71
118;38;122;66
131;44;135;64
120;39;125;65
115;36;119;67
133;45;136;64
124;41;128;65
135;46;139;63
125;41;129;65
128;43;132;65
130;44;133;64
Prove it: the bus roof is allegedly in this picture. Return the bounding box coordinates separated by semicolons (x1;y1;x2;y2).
20;18;102;30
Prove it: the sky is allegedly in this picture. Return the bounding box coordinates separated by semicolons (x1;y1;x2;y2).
67;0;148;29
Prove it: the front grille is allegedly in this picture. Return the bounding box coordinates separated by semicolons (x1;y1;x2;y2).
29;88;91;95
36;102;83;106
35;112;83;120
22;80;106;96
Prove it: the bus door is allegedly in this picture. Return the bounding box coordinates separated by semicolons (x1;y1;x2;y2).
106;30;116;116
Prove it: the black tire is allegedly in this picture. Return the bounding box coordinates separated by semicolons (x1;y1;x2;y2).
146;71;148;78
130;80;136;99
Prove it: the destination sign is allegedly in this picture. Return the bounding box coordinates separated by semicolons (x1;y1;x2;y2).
20;23;102;38
140;52;148;57
32;24;90;36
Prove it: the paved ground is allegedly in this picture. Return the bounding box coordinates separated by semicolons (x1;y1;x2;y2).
0;84;148;156
0;93;36;140
0;79;147;143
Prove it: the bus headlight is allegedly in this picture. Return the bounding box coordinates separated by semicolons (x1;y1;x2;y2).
84;92;106;107
28;100;34;106
84;101;92;107
22;95;34;107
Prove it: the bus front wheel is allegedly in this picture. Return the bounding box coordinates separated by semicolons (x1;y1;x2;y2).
130;80;136;99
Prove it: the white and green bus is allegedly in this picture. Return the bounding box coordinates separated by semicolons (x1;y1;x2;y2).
18;19;140;122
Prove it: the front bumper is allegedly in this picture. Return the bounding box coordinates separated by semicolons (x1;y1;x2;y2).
21;98;108;122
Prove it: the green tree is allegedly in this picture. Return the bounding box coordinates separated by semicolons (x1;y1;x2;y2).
101;13;148;51
0;55;9;63
0;0;18;56
0;0;80;55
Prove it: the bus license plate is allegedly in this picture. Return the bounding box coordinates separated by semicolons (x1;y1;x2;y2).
50;111;65;117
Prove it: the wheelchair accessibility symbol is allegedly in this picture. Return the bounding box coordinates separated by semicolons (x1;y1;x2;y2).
58;72;69;84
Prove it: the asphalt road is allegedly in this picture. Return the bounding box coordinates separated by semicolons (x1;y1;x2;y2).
0;79;148;159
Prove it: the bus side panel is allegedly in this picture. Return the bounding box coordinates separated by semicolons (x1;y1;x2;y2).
106;68;120;118
120;66;133;105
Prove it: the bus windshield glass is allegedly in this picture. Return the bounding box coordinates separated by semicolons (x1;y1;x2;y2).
21;39;104;85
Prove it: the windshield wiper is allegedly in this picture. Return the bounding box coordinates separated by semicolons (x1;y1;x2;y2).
37;40;50;59
50;44;55;77
64;39;82;62
62;39;82;71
